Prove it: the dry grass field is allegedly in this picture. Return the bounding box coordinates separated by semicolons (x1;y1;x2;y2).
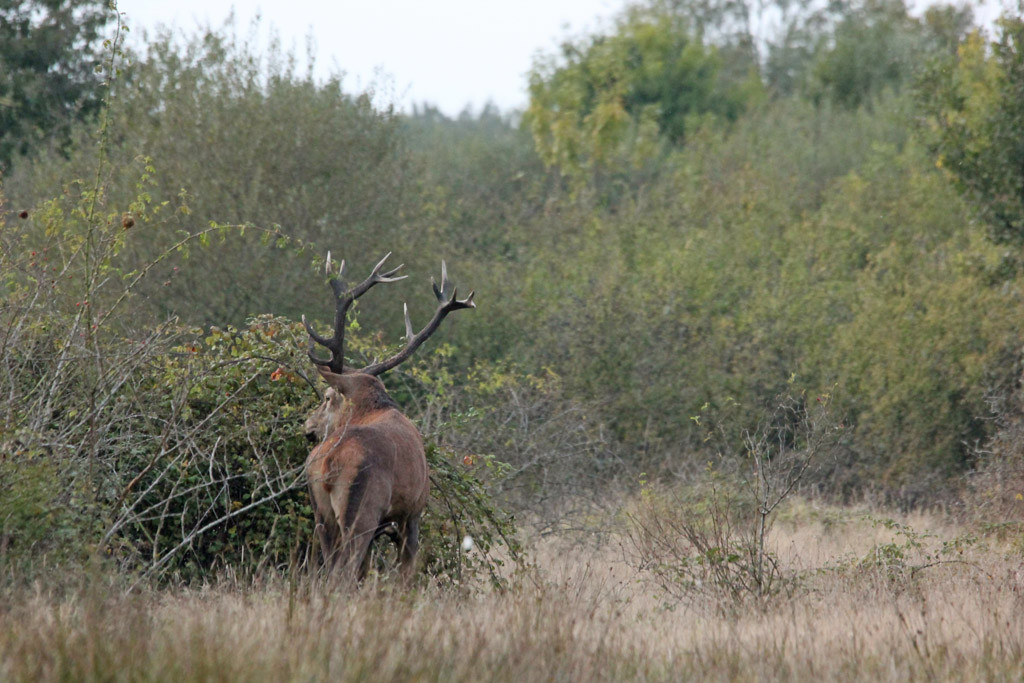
2;499;1024;682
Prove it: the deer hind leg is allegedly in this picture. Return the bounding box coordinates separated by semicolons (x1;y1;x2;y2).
333;470;390;582
397;515;421;583
315;508;341;569
309;482;341;569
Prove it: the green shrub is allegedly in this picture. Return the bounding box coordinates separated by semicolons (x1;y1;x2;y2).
106;316;524;588
106;317;317;580
1;170;519;589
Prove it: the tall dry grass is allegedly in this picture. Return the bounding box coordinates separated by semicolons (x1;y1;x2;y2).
2;503;1024;682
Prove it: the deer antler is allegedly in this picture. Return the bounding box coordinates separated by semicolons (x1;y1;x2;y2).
358;260;475;376
302;252;407;373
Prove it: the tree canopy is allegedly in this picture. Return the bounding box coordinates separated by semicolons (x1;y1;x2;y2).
525;0;763;181
918;14;1024;244
0;0;112;170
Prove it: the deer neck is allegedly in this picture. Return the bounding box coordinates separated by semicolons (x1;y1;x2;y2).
345;386;399;422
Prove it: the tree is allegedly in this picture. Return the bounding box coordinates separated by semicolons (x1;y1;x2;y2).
525;0;762;182
807;0;973;109
917;13;1024;243
0;0;113;170
760;0;973;105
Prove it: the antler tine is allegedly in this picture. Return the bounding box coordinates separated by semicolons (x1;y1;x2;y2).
359;260;476;376
302;314;331;347
349;252;407;298
371;252;407;282
302;314;337;368
431;259;455;302
373;252;392;273
403;302;414;343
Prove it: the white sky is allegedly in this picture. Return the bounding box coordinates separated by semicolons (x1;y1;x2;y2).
120;0;1015;117
120;1;632;116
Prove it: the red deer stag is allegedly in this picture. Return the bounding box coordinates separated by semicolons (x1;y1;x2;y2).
302;253;474;581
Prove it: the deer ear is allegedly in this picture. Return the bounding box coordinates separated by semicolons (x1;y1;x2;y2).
316;365;358;396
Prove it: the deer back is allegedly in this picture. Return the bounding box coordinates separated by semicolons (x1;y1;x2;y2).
305;370;429;521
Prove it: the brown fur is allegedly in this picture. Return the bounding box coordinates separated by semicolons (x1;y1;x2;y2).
304;368;429;582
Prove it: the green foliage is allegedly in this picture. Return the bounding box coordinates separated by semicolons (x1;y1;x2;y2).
110;315;524;587
402;104;547;263
5;0;1024;541
404;350;617;513
0;25;518;583
0;39;191;569
857;517;932;582
421;441;522;590
1;190;521;587
109;317;317;579
917;13;1024;243
806;0;967;108
964;374;1024;527
4;21;410;328
762;0;973;105
525;0;762;182
0;453;75;572
502;91;1024;489
0;0;114;170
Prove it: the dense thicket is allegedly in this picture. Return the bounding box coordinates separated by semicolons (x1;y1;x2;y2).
3;0;1024;582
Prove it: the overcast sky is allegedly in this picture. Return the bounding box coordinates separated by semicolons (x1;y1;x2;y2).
121;1;632;116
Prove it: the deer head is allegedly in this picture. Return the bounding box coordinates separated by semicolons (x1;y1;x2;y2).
301;253;474;582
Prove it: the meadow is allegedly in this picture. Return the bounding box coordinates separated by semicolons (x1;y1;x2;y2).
3;499;1023;682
